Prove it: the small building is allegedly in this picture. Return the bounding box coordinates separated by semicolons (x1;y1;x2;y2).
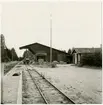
19;42;69;63
72;48;102;65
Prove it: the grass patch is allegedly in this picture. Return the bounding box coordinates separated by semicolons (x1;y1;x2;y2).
4;61;19;75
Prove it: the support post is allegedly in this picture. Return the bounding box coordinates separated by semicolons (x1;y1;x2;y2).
50;13;52;65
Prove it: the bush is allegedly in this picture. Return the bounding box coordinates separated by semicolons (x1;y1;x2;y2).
81;52;102;67
59;61;66;64
53;61;59;64
51;61;57;68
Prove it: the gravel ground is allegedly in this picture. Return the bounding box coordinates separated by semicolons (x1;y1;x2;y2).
2;63;102;104
32;64;102;104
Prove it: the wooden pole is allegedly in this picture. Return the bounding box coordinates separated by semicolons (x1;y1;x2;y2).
1;63;4;104
101;2;102;46
50;13;52;65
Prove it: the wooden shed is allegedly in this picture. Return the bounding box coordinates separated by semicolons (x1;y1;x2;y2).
72;48;102;65
20;42;69;62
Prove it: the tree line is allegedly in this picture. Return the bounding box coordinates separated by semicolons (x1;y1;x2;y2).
1;34;18;62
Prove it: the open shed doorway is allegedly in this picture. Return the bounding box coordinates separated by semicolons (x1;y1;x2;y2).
37;55;46;62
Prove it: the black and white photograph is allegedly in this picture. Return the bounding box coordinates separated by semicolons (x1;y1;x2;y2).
0;0;102;104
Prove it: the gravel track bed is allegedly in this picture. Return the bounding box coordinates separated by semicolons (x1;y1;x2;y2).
22;68;46;104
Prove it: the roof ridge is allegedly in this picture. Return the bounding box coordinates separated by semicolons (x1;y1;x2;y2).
20;42;68;54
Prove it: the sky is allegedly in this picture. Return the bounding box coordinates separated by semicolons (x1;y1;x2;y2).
0;1;102;57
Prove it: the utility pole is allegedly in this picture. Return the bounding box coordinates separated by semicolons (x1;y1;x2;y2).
50;13;52;65
101;1;102;47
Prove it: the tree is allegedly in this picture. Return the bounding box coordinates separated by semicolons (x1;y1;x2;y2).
68;49;72;55
66;48;73;64
11;48;18;61
1;34;10;62
81;52;102;67
1;34;18;62
6;48;12;60
23;50;28;58
23;50;34;60
18;57;23;61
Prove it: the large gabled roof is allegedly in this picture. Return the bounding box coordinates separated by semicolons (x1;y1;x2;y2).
19;42;68;54
72;48;102;54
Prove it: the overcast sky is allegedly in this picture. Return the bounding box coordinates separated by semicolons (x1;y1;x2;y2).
0;1;102;57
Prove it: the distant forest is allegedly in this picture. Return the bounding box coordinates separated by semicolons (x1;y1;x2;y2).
1;34;18;62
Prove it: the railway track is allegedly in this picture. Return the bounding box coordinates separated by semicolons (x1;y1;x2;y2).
24;65;75;104
22;66;47;104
